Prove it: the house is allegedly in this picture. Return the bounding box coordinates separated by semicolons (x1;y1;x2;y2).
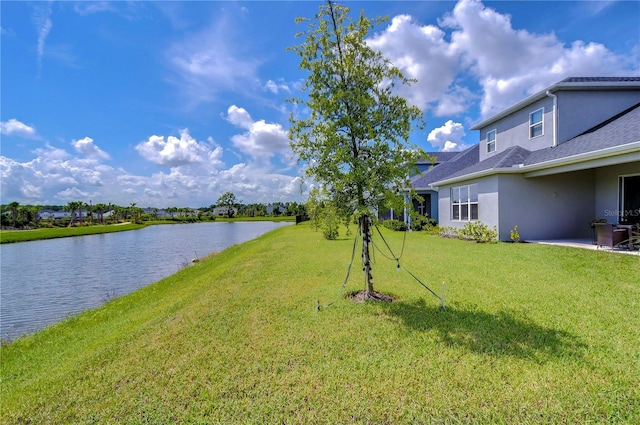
212;206;238;216
409;149;478;223
413;77;640;241
37;210;72;220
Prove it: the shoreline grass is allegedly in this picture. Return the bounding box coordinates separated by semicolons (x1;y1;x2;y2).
0;217;295;244
0;223;146;244
1;224;638;423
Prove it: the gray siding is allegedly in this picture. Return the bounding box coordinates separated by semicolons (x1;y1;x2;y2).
478;97;554;163
438;170;598;241
557;90;640;144
437;177;500;233
497;171;595;240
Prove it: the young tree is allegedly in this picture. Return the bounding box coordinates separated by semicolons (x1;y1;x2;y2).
217;192;239;218
289;1;428;300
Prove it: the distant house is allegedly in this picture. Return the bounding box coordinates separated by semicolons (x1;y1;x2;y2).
266;204;286;215
37;210;72;220
410;77;640;241
212;206;238;216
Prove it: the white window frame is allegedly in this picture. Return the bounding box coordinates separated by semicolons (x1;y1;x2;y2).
451;184;478;221
529;107;544;139
487;129;496;153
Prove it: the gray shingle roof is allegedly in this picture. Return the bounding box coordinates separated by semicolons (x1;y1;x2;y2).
441;145;532;181
411;145;479;188
431;102;640;185
560;76;640;83
416;151;460;166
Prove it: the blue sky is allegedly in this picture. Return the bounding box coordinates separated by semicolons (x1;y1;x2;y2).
1;0;638;208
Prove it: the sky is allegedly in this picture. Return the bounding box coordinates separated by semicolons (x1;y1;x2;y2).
1;0;638;208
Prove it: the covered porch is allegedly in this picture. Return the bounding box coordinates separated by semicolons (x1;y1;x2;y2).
496;160;639;241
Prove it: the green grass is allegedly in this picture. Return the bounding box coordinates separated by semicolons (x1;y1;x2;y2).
0;223;145;244
1;218;295;244
2;224;639;423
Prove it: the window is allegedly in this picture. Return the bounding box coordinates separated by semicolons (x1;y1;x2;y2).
529;108;544;138
451;184;478;221
487;129;496;153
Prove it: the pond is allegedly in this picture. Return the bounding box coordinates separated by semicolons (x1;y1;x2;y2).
0;221;291;341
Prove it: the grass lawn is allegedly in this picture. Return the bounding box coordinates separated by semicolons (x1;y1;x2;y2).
0;218;295;244
1;223;638;423
0;223;145;244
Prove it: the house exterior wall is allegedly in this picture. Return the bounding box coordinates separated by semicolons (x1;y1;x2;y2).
595;161;640;224
476;89;640;162
557;90;640;144
437;176;499;233
478;97;555;162
438;170;597;241
497;170;595;240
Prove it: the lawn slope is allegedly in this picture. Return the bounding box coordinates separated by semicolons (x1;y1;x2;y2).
2;224;639;423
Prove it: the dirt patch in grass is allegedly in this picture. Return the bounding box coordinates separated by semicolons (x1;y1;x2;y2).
348;290;395;303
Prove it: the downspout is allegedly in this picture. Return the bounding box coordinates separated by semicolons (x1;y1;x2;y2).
546;90;558;147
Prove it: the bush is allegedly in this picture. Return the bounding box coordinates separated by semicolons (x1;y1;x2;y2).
459;221;498;243
439;226;459;239
411;216;436;232
383;219;407;232
439;222;498;243
510;225;520;243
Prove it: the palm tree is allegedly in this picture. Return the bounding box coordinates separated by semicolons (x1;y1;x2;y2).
17;205;37;227
93;203;108;224
7;201;19;227
64;201;82;227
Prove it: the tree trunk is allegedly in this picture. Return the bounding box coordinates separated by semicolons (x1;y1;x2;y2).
361;214;374;295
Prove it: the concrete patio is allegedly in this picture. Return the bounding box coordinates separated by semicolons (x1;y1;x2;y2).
528;239;639;255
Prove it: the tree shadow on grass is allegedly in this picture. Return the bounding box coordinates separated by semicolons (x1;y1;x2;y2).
379;299;587;363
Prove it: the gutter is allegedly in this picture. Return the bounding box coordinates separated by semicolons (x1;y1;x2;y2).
545;90;558;147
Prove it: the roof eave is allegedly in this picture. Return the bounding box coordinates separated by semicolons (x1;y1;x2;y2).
431;141;640;186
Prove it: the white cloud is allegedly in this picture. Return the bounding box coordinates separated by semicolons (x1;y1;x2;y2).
0;119;37;138
136;129;216;167
1;134;305;207
226;105;253;130
441;0;639;118
434;85;476;117
367;14;458;111
263;79;290;94
32;2;53;74
57;186;90;200
73;1;116;16
365;0;638;120
210;163;304;202
166;12;261;105
427;120;468;152
72;137;111;160
226;105;291;163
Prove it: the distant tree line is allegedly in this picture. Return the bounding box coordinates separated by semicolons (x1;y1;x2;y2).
0;194;307;229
